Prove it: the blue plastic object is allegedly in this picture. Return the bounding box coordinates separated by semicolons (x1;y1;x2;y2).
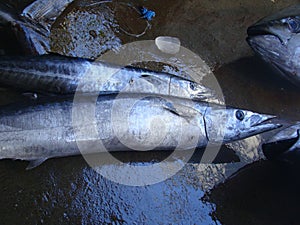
140;7;155;21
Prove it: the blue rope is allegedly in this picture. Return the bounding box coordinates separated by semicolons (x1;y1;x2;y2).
139;7;155;21
84;1;156;37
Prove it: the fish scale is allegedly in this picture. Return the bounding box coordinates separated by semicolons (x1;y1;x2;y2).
0;94;280;168
247;4;300;86
0;55;214;100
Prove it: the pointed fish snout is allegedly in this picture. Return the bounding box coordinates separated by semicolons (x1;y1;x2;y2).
249;113;281;135
250;114;277;127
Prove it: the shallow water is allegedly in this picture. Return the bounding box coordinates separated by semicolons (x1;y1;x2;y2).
1;0;300;224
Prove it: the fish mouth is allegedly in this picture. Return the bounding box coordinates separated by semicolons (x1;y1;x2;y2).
247;4;300;41
247;24;274;37
248;114;281;134
247;34;300;84
247;31;289;69
247;23;278;40
247;21;291;45
246;33;283;57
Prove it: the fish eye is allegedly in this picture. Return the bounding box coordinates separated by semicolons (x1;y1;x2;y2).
189;82;196;91
287;18;300;33
235;110;245;121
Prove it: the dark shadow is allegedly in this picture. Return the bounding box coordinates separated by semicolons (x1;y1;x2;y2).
213;56;300;121
209;160;300;225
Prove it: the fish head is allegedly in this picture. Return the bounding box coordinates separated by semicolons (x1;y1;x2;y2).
172;77;219;101
247;5;300;84
204;106;281;143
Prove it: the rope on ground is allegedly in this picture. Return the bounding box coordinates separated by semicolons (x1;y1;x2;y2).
84;1;155;38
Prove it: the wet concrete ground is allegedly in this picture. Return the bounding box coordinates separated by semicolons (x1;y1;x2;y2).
1;0;300;224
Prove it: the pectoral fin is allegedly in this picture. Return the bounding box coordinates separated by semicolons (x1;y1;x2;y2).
162;101;200;121
26;158;47;170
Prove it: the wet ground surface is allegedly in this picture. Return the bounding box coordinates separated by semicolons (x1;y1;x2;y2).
1;0;300;224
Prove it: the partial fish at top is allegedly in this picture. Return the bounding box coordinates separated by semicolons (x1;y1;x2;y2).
247;5;300;86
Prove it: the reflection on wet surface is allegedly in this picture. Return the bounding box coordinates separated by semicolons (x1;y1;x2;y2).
51;2;122;58
1;0;300;224
0;157;220;224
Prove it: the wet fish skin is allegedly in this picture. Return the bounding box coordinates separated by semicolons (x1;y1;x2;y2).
0;0;74;55
262;123;300;159
0;94;280;167
21;0;74;26
247;5;300;86
0;55;213;100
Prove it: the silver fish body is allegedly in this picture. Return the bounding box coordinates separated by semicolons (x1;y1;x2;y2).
0;94;280;167
247;5;300;86
0;55;211;100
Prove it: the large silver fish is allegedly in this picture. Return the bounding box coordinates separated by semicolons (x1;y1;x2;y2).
247;5;300;85
0;55;212;99
0;93;280;168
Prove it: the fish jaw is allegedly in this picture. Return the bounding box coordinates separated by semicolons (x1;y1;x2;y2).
246;4;297;46
246;19;290;68
246;34;286;63
204;107;281;144
247;33;300;84
242;113;281;138
247;20;293;45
